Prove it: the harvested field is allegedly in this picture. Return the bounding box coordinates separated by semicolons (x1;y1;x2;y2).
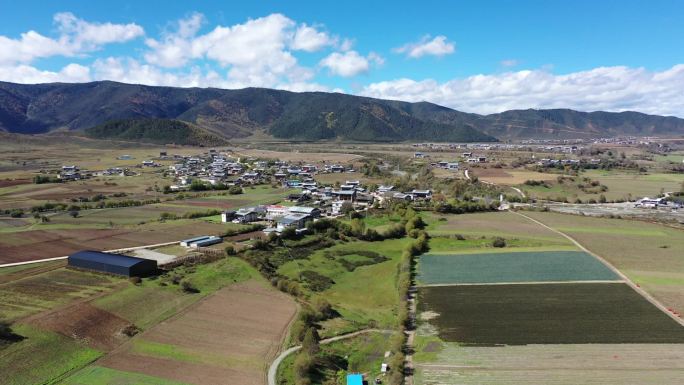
29;303;133;351
0;220;226;264
98;280;297;385
473;169;560;185
418;283;684;345
415;343;684;385
418;251;619;285
0;179;30;188
425;211;573;245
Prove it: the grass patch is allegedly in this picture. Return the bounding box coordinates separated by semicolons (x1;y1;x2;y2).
0;324;102;385
61;365;191;385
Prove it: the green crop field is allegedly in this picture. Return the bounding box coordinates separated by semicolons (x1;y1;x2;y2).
0;325;102;385
61;366;190;385
419;283;684;345
418;251;619;285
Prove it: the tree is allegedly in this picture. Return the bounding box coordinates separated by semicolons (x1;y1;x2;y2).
492;237;506;248
69;210;79;218
302;327;320;355
340;201;354;215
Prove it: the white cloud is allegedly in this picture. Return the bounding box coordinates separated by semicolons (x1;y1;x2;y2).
144;13;338;87
320;50;383;77
144;12;205;68
359;64;684;117
290;24;334;52
394;35;455;58
0;63;91;83
53;12;144;48
0;13;143;65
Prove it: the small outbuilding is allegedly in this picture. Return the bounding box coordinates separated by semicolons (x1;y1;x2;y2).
68;250;157;277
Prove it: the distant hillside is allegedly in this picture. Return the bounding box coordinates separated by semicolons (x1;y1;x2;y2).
0;80;683;141
84;119;228;146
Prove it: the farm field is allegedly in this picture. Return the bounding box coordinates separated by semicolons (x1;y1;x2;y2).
414;343;684;385
0;220;227;264
0;268;121;323
418;251;619;285
0;325;102;385
419;283;684;345
521;211;684;314
62;366;192;385
423;211;574;246
1;255;264;385
517;170;684;201
472;168;560;185
93;280;296;385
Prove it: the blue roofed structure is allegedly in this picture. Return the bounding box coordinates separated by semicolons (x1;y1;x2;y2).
68;250;157;277
346;373;363;385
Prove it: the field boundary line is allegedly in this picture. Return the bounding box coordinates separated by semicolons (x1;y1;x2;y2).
267;328;394;385
418;279;625;287
512;210;684;327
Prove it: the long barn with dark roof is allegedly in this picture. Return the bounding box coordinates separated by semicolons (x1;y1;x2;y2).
68;250;157;277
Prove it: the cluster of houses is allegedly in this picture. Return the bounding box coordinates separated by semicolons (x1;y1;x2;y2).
165;150;355;191
536;158;601;167
216;180;433;233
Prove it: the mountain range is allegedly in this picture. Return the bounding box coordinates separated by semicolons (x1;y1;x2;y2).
1;80;683;143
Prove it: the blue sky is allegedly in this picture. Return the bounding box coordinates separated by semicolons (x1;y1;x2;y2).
1;0;683;116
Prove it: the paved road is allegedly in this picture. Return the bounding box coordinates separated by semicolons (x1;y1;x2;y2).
267;328;393;385
513;211;684;327
0;240;181;268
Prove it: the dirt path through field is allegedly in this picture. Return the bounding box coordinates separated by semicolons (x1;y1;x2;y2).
267;329;394;385
513;210;684;327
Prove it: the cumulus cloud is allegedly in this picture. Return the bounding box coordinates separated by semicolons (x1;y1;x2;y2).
144;12;205;68
320;50;383;77
0;13;143;65
394;35;455;58
0;63;91;83
143;13;343;87
359;65;684;117
290;23;334;51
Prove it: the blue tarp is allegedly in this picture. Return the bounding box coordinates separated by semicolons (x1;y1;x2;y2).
347;373;363;385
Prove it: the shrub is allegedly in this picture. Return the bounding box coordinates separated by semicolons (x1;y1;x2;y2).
492;237;506;248
181;280;200;293
228;185;243;195
9;209;24;218
129;276;142;285
224;245;236;256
